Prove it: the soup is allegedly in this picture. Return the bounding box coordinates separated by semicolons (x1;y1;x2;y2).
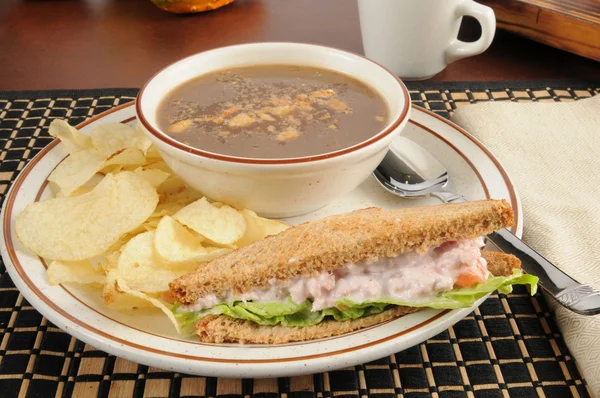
157;65;388;159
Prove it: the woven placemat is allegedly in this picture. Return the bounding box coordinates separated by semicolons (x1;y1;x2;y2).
1;82;598;398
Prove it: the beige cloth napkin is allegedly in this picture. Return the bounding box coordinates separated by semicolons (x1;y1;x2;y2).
451;94;600;396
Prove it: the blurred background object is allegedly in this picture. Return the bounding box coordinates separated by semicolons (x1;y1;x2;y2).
480;0;600;61
0;0;598;90
151;0;235;14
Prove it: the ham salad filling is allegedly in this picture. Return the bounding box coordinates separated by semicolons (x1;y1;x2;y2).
179;237;488;312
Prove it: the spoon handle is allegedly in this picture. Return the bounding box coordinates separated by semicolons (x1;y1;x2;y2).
432;191;600;316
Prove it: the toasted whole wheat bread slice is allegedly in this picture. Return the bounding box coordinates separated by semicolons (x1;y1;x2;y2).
170;200;514;304
196;306;423;344
194;250;521;344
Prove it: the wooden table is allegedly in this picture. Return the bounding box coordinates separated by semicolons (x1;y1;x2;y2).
0;0;598;91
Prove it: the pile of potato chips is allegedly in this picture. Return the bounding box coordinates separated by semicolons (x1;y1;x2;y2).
15;119;288;334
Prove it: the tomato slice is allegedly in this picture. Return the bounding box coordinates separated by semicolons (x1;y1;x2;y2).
454;259;488;288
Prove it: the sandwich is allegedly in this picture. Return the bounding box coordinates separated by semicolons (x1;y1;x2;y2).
169;200;538;344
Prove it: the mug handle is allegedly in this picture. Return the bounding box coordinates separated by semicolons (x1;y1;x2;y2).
445;0;496;64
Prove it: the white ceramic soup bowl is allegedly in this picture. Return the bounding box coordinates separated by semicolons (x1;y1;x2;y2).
136;43;411;218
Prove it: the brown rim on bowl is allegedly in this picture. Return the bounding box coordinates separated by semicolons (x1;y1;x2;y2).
136;43;411;165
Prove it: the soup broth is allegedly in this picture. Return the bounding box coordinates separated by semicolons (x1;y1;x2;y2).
157;65;388;159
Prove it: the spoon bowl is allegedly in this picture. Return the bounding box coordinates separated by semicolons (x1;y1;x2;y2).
374;137;465;203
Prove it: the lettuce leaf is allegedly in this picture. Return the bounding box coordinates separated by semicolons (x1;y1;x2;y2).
174;269;538;328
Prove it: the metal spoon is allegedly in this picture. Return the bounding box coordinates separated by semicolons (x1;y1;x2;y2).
374;136;600;316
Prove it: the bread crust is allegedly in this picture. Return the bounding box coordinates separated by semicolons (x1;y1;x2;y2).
193;251;522;344
483;250;521;276
195;306;422;344
170;200;515;304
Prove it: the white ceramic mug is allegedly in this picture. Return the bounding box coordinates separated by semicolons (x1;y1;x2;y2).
358;0;496;80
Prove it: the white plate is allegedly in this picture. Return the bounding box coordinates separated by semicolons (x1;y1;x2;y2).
0;103;521;378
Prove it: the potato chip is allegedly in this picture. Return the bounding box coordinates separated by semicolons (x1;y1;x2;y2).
126;224;151;238
54;186;98;199
141;216;161;230
135;122;162;160
116;223;228;292
117;231;162;271
116;277;195;335
47;149;105;197
174;197;246;245
235;209;289;247
134;167;170;188
16;171;159;261
158;176;187;194
98;250;121;273
153;202;187;218
65;186;95;198
86;250;110;272
63;173;106;198
48;119;93;154
143;223;159;233
145;145;163;160
115;232;177;292
91;123;152;157
150;208;178;220
47;260;106;285
119;266;178;292
155;190;203;214
102;148;147;170
48;181;61;197
141;160;172;173
105;291;156;310
104;233;136;260
154;216;231;264
103;269;155;309
103;269;122;304
133;160;187;194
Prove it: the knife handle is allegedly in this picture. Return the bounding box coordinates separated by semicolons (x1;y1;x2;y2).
432;191;600;316
488;229;600;316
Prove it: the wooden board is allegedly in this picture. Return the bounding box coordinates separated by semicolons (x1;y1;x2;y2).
479;0;600;61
